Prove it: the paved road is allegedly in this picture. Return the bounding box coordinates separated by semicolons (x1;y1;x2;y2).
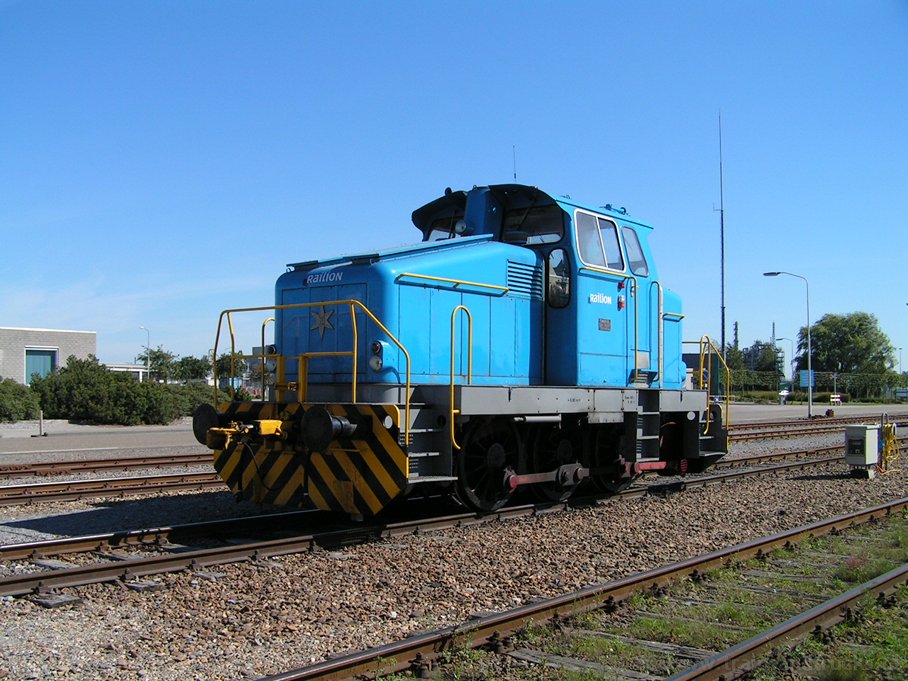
0;418;198;456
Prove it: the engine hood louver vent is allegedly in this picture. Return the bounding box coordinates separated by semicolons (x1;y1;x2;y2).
507;261;544;300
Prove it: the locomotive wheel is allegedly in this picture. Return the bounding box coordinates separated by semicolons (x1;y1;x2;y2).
586;427;633;494
531;424;580;502
456;418;523;513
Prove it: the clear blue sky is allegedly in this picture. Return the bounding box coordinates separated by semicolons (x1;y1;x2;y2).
2;1;907;372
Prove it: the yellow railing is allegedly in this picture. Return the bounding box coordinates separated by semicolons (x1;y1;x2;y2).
650;280;663;384
449;305;473;450
260;317;275;399
697;335;731;432
213;300;412;443
880;419;900;474
395;272;509;296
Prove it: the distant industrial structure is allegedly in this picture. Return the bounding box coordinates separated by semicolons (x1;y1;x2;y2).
0;327;96;385
107;362;151;382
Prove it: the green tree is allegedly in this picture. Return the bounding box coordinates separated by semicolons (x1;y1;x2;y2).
724;345;746;371
174;355;211;382
743;341;783;374
215;351;247;387
801;312;894;374
136;346;178;383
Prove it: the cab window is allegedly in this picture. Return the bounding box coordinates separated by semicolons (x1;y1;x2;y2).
502;204;564;245
622;227;649;276
576;211;624;270
546;249;570;308
426;214;467;241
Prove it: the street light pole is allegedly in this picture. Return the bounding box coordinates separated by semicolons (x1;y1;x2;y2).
140;326;150;383
764;272;812;418
776;336;795;382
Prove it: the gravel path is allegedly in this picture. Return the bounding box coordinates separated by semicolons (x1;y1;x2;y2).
1;430;905;679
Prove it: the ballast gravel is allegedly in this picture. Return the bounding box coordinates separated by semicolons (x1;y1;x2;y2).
1;429;907;679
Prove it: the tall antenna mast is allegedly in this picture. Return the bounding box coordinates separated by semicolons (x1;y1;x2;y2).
718;112;727;361
512;145;517;181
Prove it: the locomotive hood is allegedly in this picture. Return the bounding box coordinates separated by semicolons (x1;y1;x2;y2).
286;233;496;274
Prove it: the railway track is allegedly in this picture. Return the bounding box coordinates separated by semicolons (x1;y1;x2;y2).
0;453;857;599
0;413;897;506
258;497;908;681
728;414;908;442
0;470;223;506
5;426;904;507
0;452;211;478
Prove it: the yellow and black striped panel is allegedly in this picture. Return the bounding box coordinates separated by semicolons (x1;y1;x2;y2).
212;402;307;507
216;400;302;422
306;403;408;516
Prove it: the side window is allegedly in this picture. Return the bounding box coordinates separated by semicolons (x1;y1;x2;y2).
576;210;625;271
547;249;571;308
576;212;605;266
502;204;565;245
598;217;624;270
622;227;649;276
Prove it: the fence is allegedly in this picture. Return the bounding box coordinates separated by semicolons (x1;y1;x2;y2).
718;370;908;401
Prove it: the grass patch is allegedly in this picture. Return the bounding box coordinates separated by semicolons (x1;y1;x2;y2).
623;614;745;649
831;555;897;585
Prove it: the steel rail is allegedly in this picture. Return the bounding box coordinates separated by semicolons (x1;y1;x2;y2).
667;562;908;680
0;453;212;478
715;446;841;467
728;414;908;434
0;508;523;597
730;424;874;443
0;509;321;561
0;452;846;566
0;471;223;506
719;435;906;468
258;497;908;681
646;455;842;496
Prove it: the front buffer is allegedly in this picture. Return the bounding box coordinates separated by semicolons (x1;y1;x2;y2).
193;401;409;517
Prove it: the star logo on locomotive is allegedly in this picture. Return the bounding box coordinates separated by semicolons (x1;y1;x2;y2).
310;306;335;339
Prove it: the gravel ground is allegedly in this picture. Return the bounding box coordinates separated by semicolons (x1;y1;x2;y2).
0;431;906;680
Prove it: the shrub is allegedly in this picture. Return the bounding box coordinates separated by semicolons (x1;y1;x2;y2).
30;355;219;425
0;377;41;422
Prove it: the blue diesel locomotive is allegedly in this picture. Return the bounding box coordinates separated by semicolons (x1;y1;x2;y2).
193;184;728;516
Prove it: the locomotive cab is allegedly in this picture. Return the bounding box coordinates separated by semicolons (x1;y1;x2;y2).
194;184;728;517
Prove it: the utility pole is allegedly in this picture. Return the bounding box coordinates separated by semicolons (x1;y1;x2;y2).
718;112;727;361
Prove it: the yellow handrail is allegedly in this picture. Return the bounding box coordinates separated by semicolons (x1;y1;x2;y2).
697;335;731;432
260;317;274;399
880;419;900;474
650;280;663;384
298;351;354;403
212;300;412;444
396;272;509;295
449;305;473;450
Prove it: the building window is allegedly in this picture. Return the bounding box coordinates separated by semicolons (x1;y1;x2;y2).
25;348;57;384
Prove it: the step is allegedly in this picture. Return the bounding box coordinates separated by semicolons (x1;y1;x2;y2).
407;475;458;484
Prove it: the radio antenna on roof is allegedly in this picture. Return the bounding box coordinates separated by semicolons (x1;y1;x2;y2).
512;145;518;181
